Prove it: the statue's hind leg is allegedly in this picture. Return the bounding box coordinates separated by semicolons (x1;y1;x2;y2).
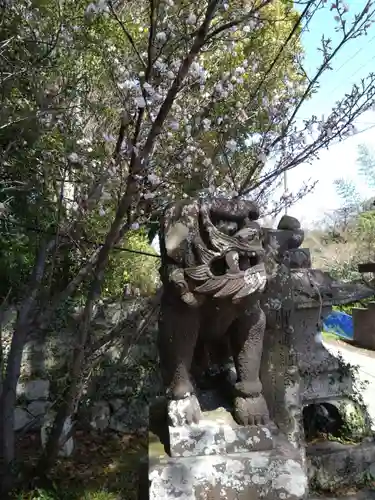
229;300;270;426
158;292;202;424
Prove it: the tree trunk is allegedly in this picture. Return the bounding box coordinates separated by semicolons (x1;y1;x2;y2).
0;243;48;498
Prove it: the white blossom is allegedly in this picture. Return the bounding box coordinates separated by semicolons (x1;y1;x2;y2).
154;60;167;72
202;118;211;131
131;222;140;230
215;82;224;94
156;31;167;43
148;173;160;185
144;192;155;200
97;0;109;12
143;82;154;94
258;152;267;163
186;13;197;25
121;79;140;90
170;120;179;130
134;96;146;108
99;206;106;216
226;139;237;152
101;190;111;201
85;3;97;16
68;152;79;163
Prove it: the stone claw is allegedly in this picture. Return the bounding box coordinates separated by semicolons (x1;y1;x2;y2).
168;394;202;426
234;395;270;426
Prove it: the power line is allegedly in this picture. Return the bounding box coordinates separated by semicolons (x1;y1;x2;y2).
333;33;375;75
329;52;375;95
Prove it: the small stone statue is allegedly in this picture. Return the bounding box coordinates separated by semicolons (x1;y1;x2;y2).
158;197;271;427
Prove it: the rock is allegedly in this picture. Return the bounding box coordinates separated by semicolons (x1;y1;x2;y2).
90;401;110;431
366;461;375;479
109;399;124;412
17;379;50;401
27;401;50;429
28;400;50;415
21;342;47;377
14;407;32;431
109;401;149;433
104;302;123;326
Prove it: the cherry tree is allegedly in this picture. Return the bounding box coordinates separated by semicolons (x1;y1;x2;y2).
1;0;375;492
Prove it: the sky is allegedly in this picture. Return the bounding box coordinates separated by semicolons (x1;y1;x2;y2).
280;0;375;227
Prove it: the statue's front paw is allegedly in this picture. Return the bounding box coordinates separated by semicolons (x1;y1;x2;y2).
168;394;202;426
234;395;269;426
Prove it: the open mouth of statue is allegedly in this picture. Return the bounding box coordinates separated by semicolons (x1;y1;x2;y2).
184;250;267;301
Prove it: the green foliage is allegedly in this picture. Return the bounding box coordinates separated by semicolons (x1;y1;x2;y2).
17;488;119;500
325;143;375;282
357;144;375;189
355;210;375;261
103;230;159;298
327;257;362;283
333;178;362;212
334;298;373;316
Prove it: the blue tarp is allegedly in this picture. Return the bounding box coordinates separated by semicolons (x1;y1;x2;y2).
322;310;353;339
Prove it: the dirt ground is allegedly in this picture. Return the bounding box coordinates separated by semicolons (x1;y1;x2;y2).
16;426;147;499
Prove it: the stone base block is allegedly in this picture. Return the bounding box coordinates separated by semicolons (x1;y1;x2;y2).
168;405;274;457
149;431;308;499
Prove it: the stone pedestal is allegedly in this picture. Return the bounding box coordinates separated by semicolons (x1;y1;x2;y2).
148;398;308;500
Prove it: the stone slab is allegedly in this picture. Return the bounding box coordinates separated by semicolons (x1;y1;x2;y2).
307;438;375;491
309;492;375;500
168;406;274;457
149;432;308;499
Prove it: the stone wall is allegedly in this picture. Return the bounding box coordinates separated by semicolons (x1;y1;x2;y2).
2;296;162;435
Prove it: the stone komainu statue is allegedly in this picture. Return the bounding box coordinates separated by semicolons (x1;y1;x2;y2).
158;197;274;427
